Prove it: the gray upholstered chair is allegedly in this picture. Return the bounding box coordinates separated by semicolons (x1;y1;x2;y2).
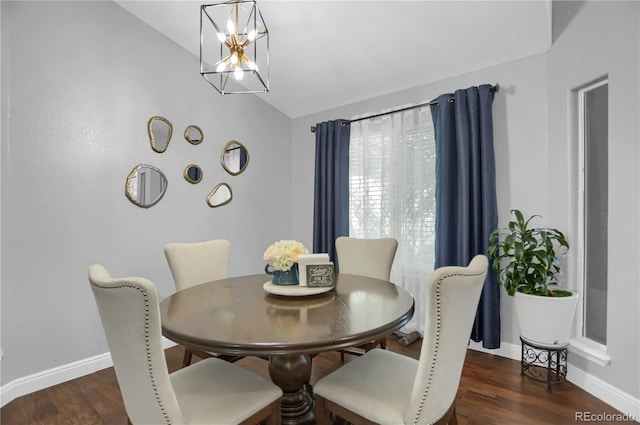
314;255;488;425
89;264;282;425
335;236;399;361
164;239;240;366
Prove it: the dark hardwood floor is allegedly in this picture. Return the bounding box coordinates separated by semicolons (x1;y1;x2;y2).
1;337;625;425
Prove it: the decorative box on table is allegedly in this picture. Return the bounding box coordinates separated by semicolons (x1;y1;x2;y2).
298;253;332;287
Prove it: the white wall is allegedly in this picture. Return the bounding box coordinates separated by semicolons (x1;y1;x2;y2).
1;1;292;386
291;0;639;409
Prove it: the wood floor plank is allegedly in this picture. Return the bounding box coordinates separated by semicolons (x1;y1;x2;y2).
1;336;629;425
0;397;26;425
45;382;105;425
13;390;58;424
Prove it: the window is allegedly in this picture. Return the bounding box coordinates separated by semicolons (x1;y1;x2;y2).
577;78;608;348
349;106;435;332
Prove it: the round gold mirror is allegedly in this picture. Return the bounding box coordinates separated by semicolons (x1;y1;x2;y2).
207;183;232;208
148;116;173;153
184;164;203;184
125;164;168;208
184;125;203;145
221;140;249;176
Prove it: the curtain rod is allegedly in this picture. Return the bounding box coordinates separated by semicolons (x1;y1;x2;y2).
310;84;498;133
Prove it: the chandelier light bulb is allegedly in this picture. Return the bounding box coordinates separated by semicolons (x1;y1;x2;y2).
247;29;256;42
230;52;238;64
216;62;227;72
247;61;258;71
226;18;235;34
216;32;227;43
234;67;244;81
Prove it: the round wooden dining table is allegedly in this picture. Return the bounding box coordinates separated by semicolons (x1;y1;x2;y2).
160;273;415;425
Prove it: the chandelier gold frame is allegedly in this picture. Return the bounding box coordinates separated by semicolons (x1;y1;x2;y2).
200;0;269;94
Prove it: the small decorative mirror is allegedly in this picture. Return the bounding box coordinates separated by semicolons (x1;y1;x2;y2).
207;183;232;208
125;164;168;208
184;164;203;184
221;140;250;176
148;116;173;153
184;125;204;145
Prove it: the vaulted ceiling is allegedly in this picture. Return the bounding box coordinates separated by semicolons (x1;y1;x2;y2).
115;1;552;118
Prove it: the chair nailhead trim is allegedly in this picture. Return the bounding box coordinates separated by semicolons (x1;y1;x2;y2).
412;268;486;425
91;281;172;424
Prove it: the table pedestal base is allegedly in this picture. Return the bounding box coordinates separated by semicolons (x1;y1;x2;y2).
269;354;314;425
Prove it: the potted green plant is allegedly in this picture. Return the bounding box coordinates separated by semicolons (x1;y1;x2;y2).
488;209;579;347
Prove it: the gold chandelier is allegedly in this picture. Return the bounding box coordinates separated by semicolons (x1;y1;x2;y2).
200;0;269;94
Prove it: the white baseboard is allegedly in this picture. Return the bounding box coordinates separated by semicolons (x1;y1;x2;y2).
469;340;521;361
0;338;177;408
468;341;640;419
567;364;640;420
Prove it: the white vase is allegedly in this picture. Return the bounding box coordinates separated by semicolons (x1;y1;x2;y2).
514;290;580;348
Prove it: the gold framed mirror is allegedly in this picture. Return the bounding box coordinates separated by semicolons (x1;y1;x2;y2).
221;140;250;176
125;164;168;208
207;183;232;208
184;125;204;145
184;164;203;184
148;116;173;153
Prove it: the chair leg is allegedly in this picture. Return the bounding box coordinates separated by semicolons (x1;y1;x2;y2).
266;399;281;425
182;349;193;367
380;336;387;350
449;406;459;425
435;402;457;425
340;351;345;363
315;395;331;425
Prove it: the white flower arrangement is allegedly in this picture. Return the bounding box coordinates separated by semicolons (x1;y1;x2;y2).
263;240;309;271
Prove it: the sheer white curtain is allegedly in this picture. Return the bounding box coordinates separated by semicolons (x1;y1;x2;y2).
349;105;435;333
224;147;241;171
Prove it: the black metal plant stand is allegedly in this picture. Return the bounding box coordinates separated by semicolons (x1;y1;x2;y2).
520;337;568;392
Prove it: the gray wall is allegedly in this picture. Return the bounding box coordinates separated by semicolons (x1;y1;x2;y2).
1;1;292;385
291;0;639;401
2;0;638;406
546;0;639;398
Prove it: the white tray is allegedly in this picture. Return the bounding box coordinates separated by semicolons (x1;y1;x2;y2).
263;281;333;297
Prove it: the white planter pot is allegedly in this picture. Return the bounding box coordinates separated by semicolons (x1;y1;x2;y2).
514;290;580;347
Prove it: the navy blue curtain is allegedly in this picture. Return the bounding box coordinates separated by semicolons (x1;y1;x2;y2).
312;120;350;266
430;84;500;349
239;148;248;170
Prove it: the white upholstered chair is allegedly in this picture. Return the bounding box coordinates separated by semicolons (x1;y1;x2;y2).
314;255;488;425
164;239;230;291
164;239;239;366
89;264;282;425
335;236;399;361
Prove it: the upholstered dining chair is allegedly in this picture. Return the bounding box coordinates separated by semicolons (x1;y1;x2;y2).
335;236;399;361
164;239;240;366
164;239;230;291
314;255;488;425
88;264;282;425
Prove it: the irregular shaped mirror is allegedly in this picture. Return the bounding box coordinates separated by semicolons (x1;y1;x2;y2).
206;183;232;208
221;140;249;176
148;116;173;153
184;164;203;184
125;164;168;208
184;125;204;145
